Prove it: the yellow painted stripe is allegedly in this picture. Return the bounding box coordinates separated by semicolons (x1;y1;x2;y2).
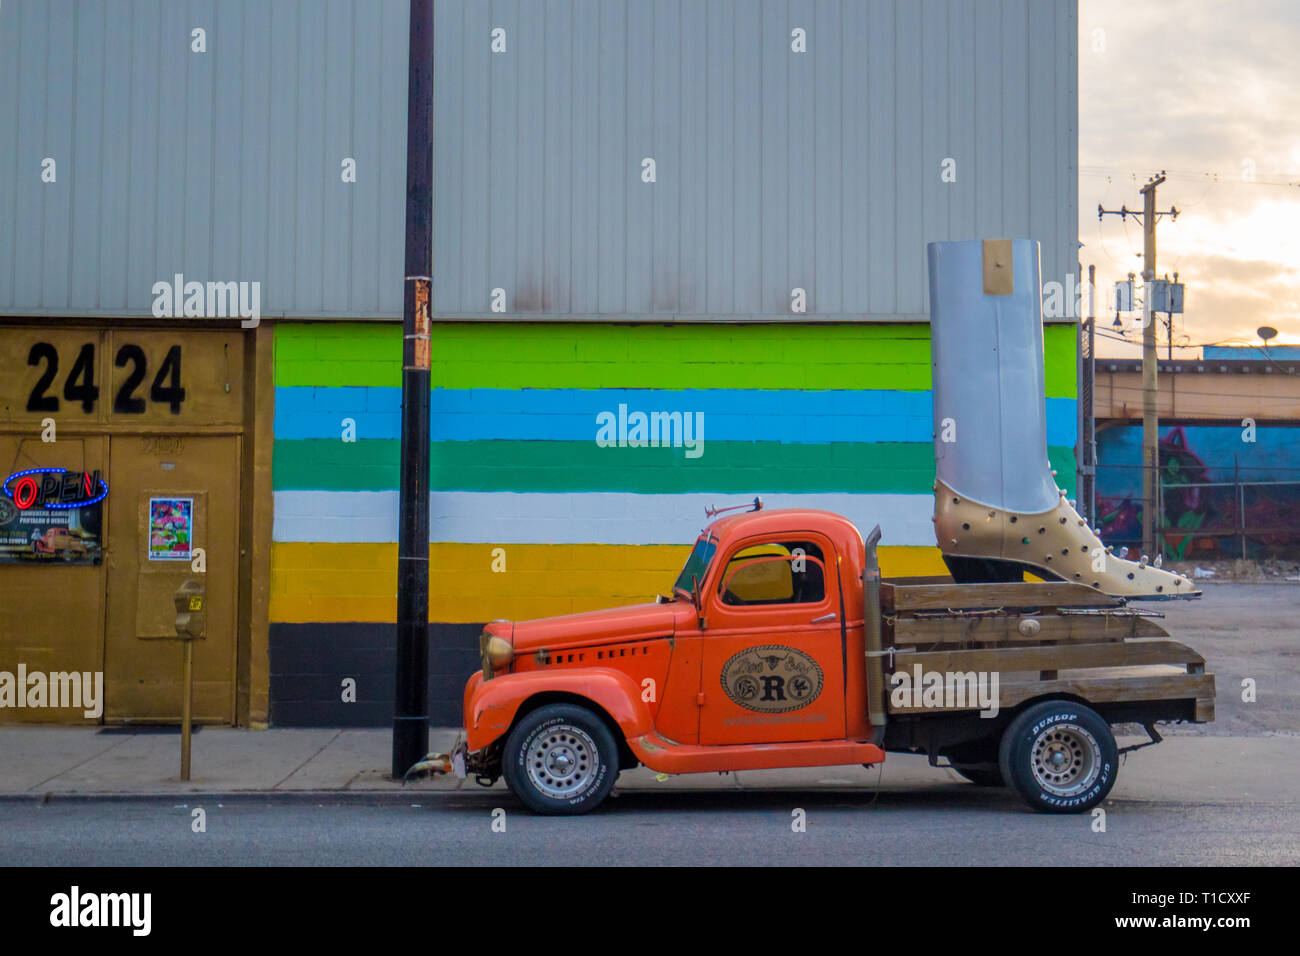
270;541;951;624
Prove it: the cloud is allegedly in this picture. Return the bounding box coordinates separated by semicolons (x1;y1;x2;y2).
1080;0;1300;349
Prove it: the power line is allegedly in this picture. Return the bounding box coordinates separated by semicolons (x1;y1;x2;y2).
1099;382;1300;403
1094;216;1133;268
1081;165;1300;188
1093;322;1295;350
1120;212;1143;261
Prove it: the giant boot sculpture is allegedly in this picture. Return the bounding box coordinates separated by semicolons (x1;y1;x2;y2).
926;238;1197;599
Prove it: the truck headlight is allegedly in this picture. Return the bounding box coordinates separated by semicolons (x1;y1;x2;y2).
479;630;514;679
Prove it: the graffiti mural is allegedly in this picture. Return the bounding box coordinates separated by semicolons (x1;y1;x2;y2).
1096;424;1300;560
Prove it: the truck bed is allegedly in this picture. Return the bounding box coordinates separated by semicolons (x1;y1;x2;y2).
878;578;1215;722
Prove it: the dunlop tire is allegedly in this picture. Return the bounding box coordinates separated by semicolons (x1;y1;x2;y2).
998;700;1117;814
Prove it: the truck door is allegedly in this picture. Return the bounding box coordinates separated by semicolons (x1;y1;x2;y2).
697;534;846;745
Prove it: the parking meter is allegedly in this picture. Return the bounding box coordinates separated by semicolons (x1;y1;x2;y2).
171;579;205;780
173;579;206;639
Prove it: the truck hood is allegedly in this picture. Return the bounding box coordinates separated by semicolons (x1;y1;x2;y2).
510;602;681;653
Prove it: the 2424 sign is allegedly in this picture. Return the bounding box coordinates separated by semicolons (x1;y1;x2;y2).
26;341;186;414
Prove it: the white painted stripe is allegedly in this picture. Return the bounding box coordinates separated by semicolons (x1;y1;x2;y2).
272;490;938;547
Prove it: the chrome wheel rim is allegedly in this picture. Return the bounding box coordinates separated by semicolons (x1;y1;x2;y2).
526;724;598;799
1030;723;1100;797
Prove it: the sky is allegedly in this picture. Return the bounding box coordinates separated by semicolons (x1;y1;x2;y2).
1079;0;1300;356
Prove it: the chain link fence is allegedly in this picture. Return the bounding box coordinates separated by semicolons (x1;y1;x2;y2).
1095;468;1300;561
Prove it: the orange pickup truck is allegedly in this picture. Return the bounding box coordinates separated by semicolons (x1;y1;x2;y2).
431;502;1214;815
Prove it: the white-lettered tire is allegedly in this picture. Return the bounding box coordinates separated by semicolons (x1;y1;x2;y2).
998;700;1117;813
502;703;619;815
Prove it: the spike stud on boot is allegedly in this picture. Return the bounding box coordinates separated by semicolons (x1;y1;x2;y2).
926;238;1198;599
933;479;1196;598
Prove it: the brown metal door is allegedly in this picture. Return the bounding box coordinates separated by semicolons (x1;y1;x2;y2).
0;433;109;723
102;434;240;722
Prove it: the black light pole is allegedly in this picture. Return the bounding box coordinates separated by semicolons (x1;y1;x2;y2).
392;0;434;778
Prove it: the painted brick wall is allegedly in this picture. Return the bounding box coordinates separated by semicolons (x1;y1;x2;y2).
269;321;1079;725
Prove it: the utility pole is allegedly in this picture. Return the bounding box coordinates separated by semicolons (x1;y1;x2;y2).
1139;176;1161;563
1099;172;1178;561
1080;262;1097;528
393;0;434;778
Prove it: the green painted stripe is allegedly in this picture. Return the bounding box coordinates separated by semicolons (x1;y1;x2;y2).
274;322;1078;397
273;438;1078;496
273;439;402;493
1043;324;1077;398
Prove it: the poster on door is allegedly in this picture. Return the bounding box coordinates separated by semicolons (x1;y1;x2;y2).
0;496;103;564
148;497;193;561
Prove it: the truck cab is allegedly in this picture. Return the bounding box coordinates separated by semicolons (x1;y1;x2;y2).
664;508;869;747
448;505;1213;816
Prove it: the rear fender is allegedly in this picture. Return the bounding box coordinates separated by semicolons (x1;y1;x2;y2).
465;668;653;752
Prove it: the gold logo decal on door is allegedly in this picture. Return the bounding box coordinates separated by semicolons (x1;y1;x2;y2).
720;645;824;713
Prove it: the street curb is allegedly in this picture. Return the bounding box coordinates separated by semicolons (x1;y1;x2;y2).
0;788;482;805
0;783;883;804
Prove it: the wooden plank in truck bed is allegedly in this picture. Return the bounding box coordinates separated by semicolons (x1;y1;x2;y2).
993;672;1214;720
899;638;1203;674
882;580;1123;612
886;670;1215;719
891;611;1168;646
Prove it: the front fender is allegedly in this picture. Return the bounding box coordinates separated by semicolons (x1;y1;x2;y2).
464;668;653;752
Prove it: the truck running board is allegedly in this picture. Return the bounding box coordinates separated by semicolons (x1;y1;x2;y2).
627;732;886;774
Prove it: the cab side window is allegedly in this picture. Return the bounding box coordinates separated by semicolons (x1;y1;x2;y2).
718;540;826;606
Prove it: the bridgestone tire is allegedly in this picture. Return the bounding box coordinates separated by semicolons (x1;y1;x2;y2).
502;703;619;815
998;701;1118;813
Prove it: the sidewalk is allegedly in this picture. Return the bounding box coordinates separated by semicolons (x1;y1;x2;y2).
0;727;465;797
1;726;1298;804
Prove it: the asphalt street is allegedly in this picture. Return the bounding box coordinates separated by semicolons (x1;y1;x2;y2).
2;583;1296;866
2;785;1295;866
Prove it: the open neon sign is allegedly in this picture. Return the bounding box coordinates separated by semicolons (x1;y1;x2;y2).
2;468;109;510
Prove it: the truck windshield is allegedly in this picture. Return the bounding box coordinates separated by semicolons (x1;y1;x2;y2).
673;535;717;595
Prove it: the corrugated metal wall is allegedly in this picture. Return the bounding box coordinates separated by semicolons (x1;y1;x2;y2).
0;0;1077;321
0;0;409;318
433;0;1078;320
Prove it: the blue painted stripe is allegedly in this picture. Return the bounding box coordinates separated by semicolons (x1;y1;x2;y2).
274;386;1078;446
